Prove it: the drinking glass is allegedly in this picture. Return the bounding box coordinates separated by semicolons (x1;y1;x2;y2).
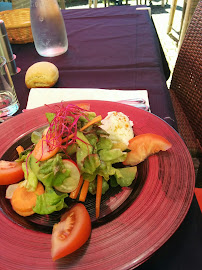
0;56;19;118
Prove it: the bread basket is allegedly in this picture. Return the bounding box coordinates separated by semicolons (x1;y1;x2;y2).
0;8;33;44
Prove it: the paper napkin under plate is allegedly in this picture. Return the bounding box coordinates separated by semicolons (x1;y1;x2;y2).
26;88;150;110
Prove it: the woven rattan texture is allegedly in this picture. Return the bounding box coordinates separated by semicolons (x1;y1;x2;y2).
0;8;33;44
170;0;202;151
170;89;200;156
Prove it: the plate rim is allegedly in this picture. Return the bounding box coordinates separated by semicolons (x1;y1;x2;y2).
0;100;195;269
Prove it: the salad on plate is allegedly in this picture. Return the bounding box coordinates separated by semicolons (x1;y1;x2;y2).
0;103;172;261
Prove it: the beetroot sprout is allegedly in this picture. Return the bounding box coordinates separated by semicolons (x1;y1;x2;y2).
44;103;90;153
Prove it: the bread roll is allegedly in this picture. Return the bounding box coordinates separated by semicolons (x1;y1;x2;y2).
25;62;59;88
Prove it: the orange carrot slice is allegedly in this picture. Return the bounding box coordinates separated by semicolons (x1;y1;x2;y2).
11;182;44;216
69;176;84;199
13;208;36;217
96;175;102;219
80;115;102;132
79;180;89;202
63;115;102;143
76;103;91;110
32;134;61;161
16;146;24;155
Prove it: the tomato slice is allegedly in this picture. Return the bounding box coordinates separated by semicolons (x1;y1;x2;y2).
123;133;172;166
54;159;80;193
0;160;24;185
51;203;91;261
32;134;61;161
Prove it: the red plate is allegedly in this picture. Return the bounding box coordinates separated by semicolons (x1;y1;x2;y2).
0;101;195;269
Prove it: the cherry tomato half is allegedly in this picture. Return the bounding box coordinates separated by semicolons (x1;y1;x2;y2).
51;203;91;261
0;160;24;185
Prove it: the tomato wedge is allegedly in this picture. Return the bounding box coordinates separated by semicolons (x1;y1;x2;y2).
51;203;91;261
123;133;172;166
32;134;62;161
0;160;24;185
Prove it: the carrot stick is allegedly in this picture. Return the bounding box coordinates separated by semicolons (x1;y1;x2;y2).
79;180;89;202
16;145;24;155
11;182;44;216
80;115;102;131
96;175;102;219
69;176;84;199
76;103;90;110
62;115;102;143
32;135;61;161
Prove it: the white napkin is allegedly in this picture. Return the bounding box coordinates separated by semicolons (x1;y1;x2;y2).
26;88;150;110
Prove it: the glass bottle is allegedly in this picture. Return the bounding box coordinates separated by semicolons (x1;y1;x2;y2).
30;0;68;57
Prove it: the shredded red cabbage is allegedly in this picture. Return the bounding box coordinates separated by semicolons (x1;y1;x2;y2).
45;103;90;152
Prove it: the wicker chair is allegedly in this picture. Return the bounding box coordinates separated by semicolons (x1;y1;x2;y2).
58;0;65;9
178;0;200;48
12;0;66;9
12;0;30;9
169;0;202;185
89;0;167;8
167;0;199;48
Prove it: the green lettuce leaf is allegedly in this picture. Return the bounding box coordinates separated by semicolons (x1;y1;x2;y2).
76;131;93;169
97;161;116;181
22;161;38;192
88;180;97;195
33;187;68;215
82;154;100;174
102;179;109;194
31;131;42;144
65;143;77;155
88;178;109;195
82;172;97;182
45;112;56;123
115;166;137;187
29;154;70;188
16;148;33;162
98;149;125;162
109;175;119;187
85;134;98;148
97;137;113;151
79;112;96;124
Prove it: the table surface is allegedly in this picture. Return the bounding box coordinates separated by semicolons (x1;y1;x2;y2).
10;5;202;270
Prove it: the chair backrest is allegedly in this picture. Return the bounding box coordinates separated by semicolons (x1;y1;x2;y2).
178;0;200;48
170;0;202;147
58;0;65;9
12;0;65;10
12;0;30;9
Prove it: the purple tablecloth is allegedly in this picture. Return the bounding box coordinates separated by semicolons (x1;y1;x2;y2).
10;6;201;270
12;6;175;128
